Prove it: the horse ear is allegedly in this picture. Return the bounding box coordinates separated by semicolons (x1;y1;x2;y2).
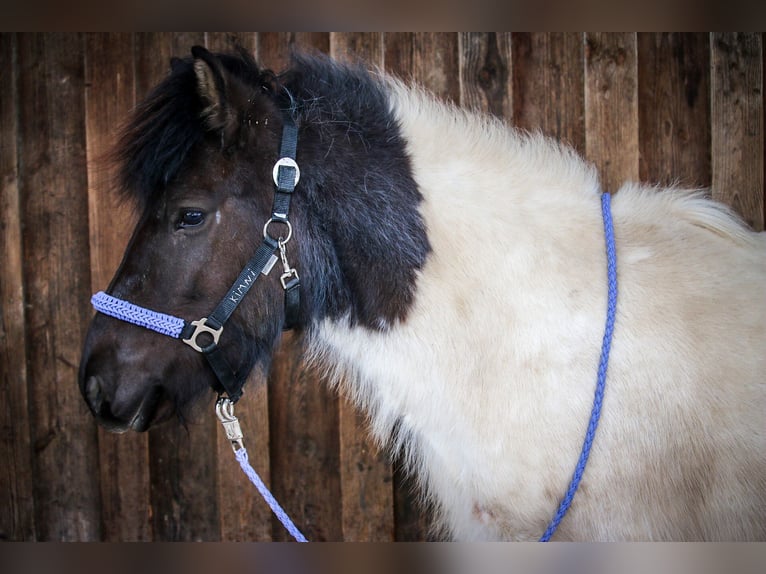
191;45;235;135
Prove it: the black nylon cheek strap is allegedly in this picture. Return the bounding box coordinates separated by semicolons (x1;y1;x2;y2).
210;237;280;329
179;236;280;402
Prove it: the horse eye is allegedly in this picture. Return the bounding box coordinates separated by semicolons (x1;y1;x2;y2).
178;210;205;229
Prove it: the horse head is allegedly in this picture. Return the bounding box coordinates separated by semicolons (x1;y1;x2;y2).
79;46;429;432
79;47;298;431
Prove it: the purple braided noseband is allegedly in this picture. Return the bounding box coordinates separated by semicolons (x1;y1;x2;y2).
91;292;186;339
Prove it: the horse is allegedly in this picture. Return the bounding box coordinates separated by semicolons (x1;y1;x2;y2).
79;46;766;541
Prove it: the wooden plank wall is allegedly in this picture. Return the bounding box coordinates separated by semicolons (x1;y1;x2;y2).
0;32;763;541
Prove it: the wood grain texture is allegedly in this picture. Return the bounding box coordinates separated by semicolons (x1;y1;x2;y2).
268;333;342;541
459;32;512;119
585;32;640;193
205;32;256;56
0;32;35;541
638;33;711;190
711;33;764;230
257;32;330;71
17;32;101;540
385;33;459;104
512;32;585;154
331;32;383;69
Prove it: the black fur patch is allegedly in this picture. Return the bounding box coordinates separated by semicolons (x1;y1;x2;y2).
280;54;431;328
114;50;268;208
115;49;430;330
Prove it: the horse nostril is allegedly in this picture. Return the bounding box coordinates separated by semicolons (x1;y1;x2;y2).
85;375;105;415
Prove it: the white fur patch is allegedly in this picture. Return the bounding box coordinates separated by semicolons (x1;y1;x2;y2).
309;81;766;540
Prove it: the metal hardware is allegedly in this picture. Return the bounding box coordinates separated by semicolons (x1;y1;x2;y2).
182;317;223;353
262;253;279;276
215;396;244;451
272;157;300;187
280;269;300;289
263;218;292;243
278;239;300;289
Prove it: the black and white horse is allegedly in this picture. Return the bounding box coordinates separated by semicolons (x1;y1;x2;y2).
79;46;766;540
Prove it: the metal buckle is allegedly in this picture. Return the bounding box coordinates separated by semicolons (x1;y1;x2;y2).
215;396;244;451
263;218;292;243
182;317;223;353
280;268;300;289
278;238;299;289
272;157;300;187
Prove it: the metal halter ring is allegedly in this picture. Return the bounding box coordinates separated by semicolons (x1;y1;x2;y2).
263;218;293;244
272;157;300;187
182;317;223;353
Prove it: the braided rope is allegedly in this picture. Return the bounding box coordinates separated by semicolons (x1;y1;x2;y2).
539;193;618;541
91;291;186;339
234;447;308;542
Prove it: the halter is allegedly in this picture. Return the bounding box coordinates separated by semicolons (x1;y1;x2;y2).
92;114;301;404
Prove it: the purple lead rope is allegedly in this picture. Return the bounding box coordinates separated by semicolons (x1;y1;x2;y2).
234;448;308;542
538;193;618;541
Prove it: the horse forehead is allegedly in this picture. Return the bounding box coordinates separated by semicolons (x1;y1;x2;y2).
163;156;242;200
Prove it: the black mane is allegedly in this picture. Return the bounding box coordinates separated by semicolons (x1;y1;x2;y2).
115;49;268;207
115;50;391;208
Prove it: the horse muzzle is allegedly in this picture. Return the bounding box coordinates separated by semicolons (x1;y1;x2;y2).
78;321;182;432
81;372;168;432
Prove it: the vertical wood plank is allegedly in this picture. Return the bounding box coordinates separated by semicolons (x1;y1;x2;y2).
205;32;257;55
267;336;342;541
331;32;398;542
0;32;36;541
331;32;383;69
84;32;153;542
204;31;275;542
384;33;459;103
637;33;711;189
585;33;639;193
256;33;330;72
258;32;345;542
711;33;764;230
134;32;222;541
458;32;512;119
134;32;205;97
512;33;586;154
17;32;101;540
